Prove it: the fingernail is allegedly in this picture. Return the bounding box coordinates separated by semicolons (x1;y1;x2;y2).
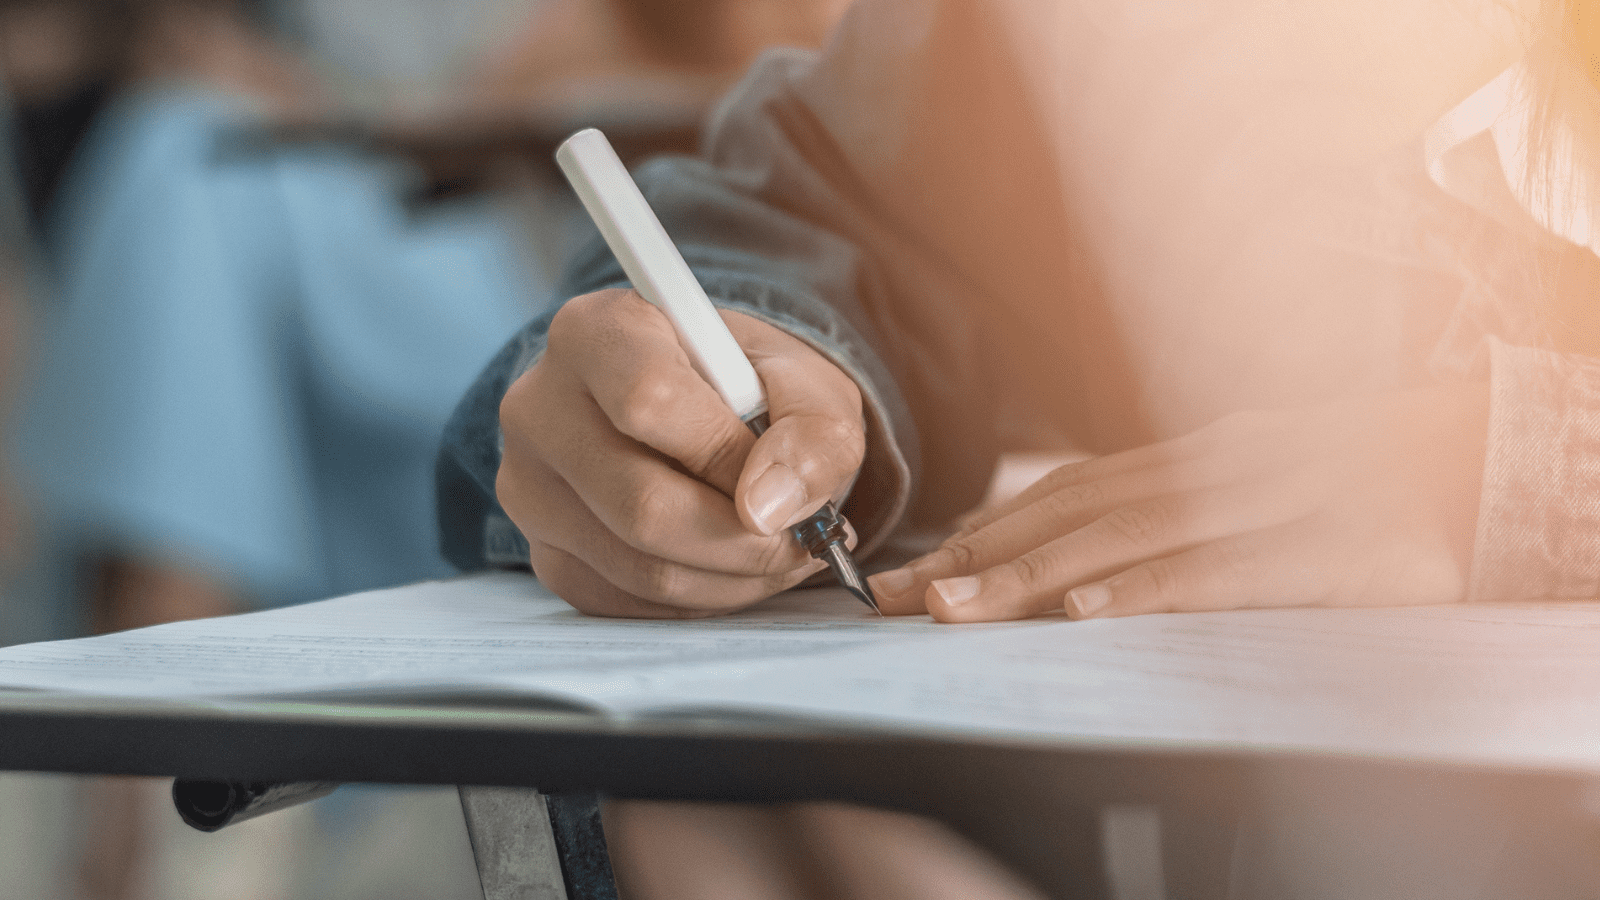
930;576;981;607
1068;582;1112;618
869;567;915;598
747;464;808;535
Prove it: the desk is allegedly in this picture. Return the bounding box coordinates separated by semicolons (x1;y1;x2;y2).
0;689;1592;899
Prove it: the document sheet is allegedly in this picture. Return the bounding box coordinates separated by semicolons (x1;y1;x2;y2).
1;572;1598;770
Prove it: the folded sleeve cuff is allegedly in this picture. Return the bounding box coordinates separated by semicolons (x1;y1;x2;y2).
1469;338;1600;602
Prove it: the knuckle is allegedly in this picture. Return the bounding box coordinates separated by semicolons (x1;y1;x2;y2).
499;366;579;466
1037;478;1104;521
686;429;748;483
766;564;822;598
931;540;982;577
1209;409;1258;435
528;542;612;613
748;534;799;575
549;289;654;359
1064;477;1106;510
1208;540;1258;585
826;416;867;466
494;465;557;542
556;288;629;325
1035;460;1092;494
530;537;710;618
612;376;679;438
628;552;689;604
525;539;558;574
1203;409;1274;447
545;292;605;346
1137;557;1183;602
492;465;523;517
498;367;544;431
1190;413;1243;452
803;416;866;479
1010;550;1058;592
1103;501;1173;547
526;542;570;592
615;481;682;550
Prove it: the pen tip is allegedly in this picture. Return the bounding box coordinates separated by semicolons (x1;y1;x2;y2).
821;542;881;616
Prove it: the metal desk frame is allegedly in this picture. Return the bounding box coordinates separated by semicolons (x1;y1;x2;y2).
0;691;1585;900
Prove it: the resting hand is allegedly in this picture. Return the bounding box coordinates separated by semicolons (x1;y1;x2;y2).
868;384;1490;621
497;289;865;617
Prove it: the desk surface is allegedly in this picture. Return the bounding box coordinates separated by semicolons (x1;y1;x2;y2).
6;577;1600;899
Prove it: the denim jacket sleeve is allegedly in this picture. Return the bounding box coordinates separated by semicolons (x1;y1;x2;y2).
437;50;948;573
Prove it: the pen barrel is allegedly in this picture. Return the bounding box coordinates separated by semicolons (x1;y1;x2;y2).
555;128;768;423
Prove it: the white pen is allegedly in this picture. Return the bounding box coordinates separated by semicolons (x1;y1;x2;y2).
555;127;879;613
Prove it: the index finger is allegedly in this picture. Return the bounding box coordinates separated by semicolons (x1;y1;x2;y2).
955;439;1201;540
556;290;757;496
868;459;1204;613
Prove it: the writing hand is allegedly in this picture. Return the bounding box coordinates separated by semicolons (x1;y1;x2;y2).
868;384;1489;621
498;289;865;617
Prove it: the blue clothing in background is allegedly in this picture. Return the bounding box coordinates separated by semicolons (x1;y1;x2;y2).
16;87;553;608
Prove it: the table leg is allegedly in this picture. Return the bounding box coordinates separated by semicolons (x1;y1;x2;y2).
457;786;618;900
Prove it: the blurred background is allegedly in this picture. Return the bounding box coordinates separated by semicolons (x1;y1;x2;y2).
0;0;847;897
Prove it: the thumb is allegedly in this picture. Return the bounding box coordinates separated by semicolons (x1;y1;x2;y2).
727;315;865;536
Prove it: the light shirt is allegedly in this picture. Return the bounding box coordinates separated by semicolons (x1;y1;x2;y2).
1426;62;1600;603
1426;63;1600;256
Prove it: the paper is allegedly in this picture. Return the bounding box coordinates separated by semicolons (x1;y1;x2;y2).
2;572;1599;771
0;573;987;705
665;604;1600;769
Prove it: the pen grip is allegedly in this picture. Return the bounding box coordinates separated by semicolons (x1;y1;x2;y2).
744;412;847;559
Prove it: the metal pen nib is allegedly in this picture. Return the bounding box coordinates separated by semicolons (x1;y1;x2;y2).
790;503;881;615
742;413;877;614
818;538;880;614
